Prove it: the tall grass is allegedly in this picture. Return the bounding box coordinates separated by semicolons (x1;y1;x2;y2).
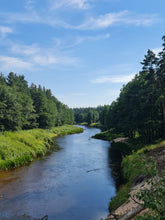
0;125;83;170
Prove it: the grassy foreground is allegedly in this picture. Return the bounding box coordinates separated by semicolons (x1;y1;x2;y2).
0;125;83;170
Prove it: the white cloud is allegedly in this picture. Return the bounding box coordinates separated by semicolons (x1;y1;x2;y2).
90;74;135;84
0;8;157;30
58;33;110;49
25;0;36;10
76;11;157;30
152;47;162;55
3;42;79;72
76;11;127;29
0;26;13;38
11;43;40;56
0;11;71;29
0;56;33;72
0;11;40;24
50;0;90;10
32;53;78;66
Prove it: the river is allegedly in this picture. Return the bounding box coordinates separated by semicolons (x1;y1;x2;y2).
0;126;116;220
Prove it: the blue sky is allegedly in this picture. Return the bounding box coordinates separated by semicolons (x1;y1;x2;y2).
0;0;164;107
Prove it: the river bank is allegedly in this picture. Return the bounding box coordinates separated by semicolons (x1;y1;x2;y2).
0;125;83;170
107;141;165;220
93;130;165;219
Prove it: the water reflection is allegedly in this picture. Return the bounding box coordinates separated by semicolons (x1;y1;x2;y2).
0;126;116;220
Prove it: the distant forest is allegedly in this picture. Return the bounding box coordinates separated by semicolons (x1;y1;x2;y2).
0;72;74;131
74;106;103;125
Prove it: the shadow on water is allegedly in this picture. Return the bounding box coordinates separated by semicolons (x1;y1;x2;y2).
108;145;123;189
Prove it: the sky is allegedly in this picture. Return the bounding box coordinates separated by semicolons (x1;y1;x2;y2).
0;0;165;108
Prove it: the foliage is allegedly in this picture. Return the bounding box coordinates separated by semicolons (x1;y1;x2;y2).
74;106;103;125
135;170;165;220
0;73;74;131
99;36;165;143
122;154;157;183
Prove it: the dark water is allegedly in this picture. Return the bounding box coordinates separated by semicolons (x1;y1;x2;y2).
0;126;116;220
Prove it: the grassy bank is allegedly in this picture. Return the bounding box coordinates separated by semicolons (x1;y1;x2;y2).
93;129;124;141
78;122;102;129
109;140;165;212
93;129;165;216
0;125;83;170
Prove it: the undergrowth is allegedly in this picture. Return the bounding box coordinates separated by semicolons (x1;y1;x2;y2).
109;140;164;212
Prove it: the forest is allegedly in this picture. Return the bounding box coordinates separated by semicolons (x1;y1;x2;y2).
0;72;74;131
74;106;103;125
75;35;165;144
97;36;165;143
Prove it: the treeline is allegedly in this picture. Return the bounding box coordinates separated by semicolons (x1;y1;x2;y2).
0;72;74;131
74;106;103;125
100;36;165;143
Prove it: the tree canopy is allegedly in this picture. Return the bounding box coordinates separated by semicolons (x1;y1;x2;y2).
100;36;165;142
0;73;74;131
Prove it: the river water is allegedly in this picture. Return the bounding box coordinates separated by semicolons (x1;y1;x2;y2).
0;126;116;220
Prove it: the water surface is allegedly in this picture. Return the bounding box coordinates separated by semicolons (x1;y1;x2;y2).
0;126;116;220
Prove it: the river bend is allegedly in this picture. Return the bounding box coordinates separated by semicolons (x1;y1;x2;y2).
0;126;116;220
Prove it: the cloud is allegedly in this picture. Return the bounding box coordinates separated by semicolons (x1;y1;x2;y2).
31;53;78;66
0;56;33;72
0;26;13;38
58;33;110;49
25;0;36;10
77;11;128;29
0;7;157;30
0;11;40;24
11;43;40;56
50;0;90;10
152;47;162;55
76;11;157;30
2;42;79;73
90;74;135;84
0;11;71;29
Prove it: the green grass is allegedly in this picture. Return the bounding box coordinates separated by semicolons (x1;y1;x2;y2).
109;184;130;211
0;125;83;170
79;122;88;126
89;122;102;129
109;140;163;212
